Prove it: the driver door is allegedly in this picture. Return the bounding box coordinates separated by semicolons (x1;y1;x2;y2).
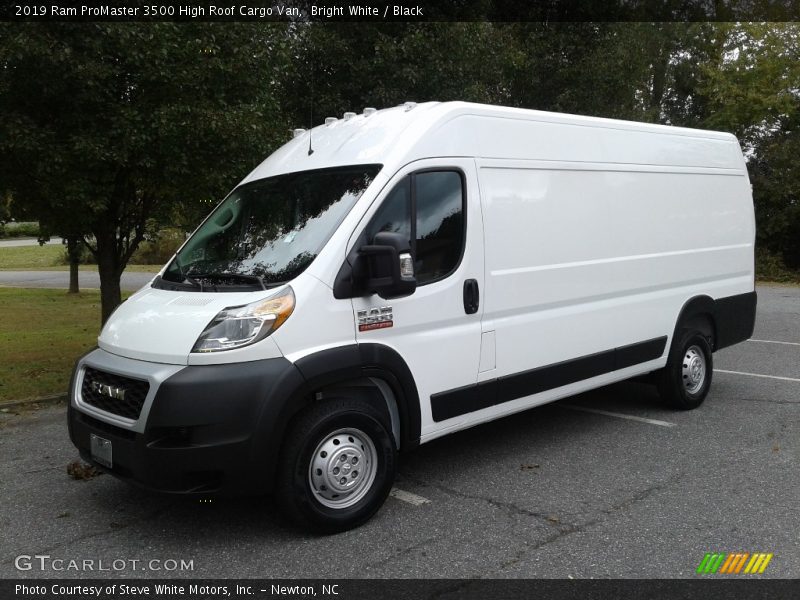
351;159;485;437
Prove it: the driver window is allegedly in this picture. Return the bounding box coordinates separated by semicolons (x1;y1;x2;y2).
362;170;465;285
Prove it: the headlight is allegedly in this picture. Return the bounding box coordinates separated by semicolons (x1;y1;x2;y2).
192;287;295;353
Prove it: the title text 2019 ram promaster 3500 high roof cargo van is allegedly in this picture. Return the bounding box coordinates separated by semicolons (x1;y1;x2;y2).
69;101;756;531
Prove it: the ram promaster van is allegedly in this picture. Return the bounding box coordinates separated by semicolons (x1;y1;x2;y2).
68;101;756;531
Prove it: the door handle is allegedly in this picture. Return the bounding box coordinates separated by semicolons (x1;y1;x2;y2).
463;279;479;315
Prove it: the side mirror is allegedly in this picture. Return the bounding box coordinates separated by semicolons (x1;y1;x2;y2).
359;231;416;299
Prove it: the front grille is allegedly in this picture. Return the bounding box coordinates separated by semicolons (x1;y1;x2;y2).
81;367;149;420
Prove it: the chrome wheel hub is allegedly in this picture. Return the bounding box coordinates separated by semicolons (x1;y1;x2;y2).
309;428;378;509
682;345;706;394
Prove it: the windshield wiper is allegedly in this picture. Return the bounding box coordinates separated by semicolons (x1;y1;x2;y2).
184;275;203;291
170;254;203;290
189;272;267;290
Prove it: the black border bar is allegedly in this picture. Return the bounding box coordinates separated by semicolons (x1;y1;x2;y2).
4;1;800;22
3;578;799;600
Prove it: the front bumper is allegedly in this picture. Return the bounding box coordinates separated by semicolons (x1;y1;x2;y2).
68;348;304;495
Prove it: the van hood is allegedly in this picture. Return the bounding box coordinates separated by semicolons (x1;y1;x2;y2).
98;286;284;365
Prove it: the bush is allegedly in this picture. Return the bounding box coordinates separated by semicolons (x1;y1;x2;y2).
128;229;186;265
60;243;94;265
0;221;40;238
56;229;186;267
755;247;800;283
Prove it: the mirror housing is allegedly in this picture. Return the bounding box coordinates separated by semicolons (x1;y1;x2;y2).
359;231;416;299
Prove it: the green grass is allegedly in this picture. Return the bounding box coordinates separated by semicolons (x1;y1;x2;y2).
0;288;105;402
0;245;160;272
0;244;64;269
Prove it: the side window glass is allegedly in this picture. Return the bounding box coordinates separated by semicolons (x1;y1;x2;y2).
362;176;411;247
415;171;464;284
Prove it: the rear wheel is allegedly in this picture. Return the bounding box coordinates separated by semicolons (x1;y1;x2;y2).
657;328;713;410
276;397;396;533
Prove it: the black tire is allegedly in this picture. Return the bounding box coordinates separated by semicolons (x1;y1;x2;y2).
657;328;713;410
276;397;397;533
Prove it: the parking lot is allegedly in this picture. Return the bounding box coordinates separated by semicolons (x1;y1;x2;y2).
0;283;797;579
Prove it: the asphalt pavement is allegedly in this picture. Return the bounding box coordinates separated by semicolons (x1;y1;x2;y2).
0;284;797;579
0;270;155;292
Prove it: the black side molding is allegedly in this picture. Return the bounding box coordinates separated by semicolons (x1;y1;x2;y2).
431;336;667;422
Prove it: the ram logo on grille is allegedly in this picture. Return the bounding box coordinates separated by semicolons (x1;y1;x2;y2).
81;367;148;420
90;380;126;401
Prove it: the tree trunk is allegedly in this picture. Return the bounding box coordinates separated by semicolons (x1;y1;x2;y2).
95;234;123;325
65;236;81;294
97;260;122;325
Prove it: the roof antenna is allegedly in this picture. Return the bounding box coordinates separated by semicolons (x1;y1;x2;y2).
307;67;315;156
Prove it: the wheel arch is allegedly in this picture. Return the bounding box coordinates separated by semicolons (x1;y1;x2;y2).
673;295;717;350
250;344;420;494
292;343;421;452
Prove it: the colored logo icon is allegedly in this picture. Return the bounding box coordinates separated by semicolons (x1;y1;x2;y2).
697;552;773;574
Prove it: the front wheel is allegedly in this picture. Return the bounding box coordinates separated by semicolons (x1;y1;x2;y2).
276;397;397;533
657;328;713;410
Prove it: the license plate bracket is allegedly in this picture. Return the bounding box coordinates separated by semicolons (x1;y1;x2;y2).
90;434;113;468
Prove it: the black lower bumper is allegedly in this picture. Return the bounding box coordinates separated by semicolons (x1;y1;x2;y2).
68;356;306;495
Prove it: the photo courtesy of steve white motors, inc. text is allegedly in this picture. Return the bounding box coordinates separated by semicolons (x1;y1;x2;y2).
14;583;339;597
13;3;424;18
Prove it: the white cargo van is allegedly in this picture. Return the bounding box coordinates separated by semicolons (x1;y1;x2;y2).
68;101;756;531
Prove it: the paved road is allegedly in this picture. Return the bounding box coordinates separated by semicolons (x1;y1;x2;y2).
0;236;63;248
0;270;155;292
0;284;797;579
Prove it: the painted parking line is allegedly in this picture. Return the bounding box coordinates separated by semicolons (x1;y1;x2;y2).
559;404;676;428
748;339;800;347
715;369;800;383
390;488;431;506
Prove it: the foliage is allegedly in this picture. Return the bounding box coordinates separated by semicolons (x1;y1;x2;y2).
53;228;185;266
0;221;40;238
277;22;517;128
129;228;186;265
0;192;11;225
755;247;800;283
749;130;800;268
699;24;800;268
700;24;800;145
0;23;289;321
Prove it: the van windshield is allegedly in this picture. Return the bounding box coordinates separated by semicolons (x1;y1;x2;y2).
160;165;381;290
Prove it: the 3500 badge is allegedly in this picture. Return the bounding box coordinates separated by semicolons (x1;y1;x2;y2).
357;307;393;332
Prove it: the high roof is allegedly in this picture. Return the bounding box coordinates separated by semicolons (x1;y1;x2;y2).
242;101;743;184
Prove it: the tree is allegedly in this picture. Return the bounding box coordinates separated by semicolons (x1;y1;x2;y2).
747;129;800;268
699;24;800;266
278;22;518;127
0;23;289;322
0;192;10;226
700;24;800;145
